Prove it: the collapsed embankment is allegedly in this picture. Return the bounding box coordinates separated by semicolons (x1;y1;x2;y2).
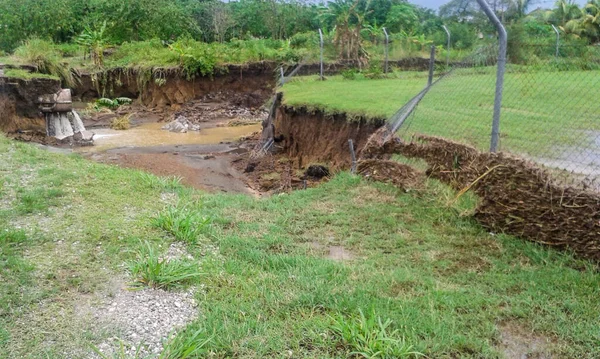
274;104;386;169
0;75;61;133
74;62;278;109
362;129;600;261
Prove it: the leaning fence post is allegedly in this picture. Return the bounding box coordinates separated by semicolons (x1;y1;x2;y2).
318;29;324;81
348;139;357;174
442;25;451;69
383;27;390;75
428;45;435;87
551;25;560;58
475;0;507;153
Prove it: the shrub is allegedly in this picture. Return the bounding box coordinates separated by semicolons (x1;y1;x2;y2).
152;204;211;244
13;38;76;87
341;68;359;80
330;309;422;358
128;241;202;290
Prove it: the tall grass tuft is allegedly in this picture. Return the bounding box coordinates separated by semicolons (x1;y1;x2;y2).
13;38;77;87
128;241;202;290
159;327;212;359
138;173;183;192
152;204;211;244
330;309;423;358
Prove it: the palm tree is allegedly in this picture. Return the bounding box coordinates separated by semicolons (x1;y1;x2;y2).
554;0;582;26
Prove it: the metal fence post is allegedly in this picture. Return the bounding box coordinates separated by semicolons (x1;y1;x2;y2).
442;25;450;69
318;29;324;81
383;27;390;75
475;0;507;153
348;139;357;174
551;25;560;58
428;45;435;87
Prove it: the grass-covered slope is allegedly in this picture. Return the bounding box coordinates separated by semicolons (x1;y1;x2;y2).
1;134;599;358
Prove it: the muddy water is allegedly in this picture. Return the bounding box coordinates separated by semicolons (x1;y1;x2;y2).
77;122;261;153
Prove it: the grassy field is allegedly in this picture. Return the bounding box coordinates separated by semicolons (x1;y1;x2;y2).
1;135;600;358
282;68;600;161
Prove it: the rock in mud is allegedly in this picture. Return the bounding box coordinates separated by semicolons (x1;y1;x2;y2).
161;115;200;133
305;165;330;179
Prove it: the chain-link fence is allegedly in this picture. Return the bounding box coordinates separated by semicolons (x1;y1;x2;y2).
396;39;600;191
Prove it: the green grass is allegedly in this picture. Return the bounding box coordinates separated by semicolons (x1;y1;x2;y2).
151;204;211;244
3;69;60;80
0;133;599;358
283;68;600;160
282;73;429;119
128;241;202;289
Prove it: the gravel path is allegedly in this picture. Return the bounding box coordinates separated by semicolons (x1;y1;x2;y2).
92;285;197;357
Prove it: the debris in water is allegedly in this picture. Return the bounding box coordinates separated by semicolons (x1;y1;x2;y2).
161;115;201;133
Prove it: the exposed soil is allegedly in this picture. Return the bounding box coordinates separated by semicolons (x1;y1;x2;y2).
498;322;554;359
357;159;422;190
0;75;61;133
73;63;276;109
366;131;600;262
274;104;386;169
88;145;256;194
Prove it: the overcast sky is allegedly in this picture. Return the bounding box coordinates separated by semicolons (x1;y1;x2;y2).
411;0;588;11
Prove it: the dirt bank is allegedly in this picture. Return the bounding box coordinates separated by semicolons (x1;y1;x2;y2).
363;131;600;262
0;75;61;133
274;105;386;168
73;62;277;109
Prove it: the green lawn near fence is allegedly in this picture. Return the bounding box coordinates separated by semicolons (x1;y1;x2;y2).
282;69;600;158
1;134;600;358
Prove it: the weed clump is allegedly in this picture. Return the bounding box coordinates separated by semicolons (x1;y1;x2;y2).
152;204;210;244
330;309;422;358
110;114;132;130
128;241;201;290
138;173;183;191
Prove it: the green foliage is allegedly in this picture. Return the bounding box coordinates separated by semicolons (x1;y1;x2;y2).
159;327;212;359
342;68;359;80
127;241;202;290
330;309;423;358
13;38;76;87
138;173;183;192
76;21;109;67
152;204;211;244
96;97;131;110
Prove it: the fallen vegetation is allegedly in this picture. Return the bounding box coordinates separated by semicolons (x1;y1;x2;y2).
1;134;599;358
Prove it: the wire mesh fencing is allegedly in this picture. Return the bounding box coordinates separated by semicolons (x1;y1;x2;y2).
396;41;600;191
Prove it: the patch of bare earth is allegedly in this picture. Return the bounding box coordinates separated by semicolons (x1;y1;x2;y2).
498;322;554;359
310;242;355;261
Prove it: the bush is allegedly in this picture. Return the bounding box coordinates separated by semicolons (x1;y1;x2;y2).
13;38;77;87
341;68;359;80
128;241;202;290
